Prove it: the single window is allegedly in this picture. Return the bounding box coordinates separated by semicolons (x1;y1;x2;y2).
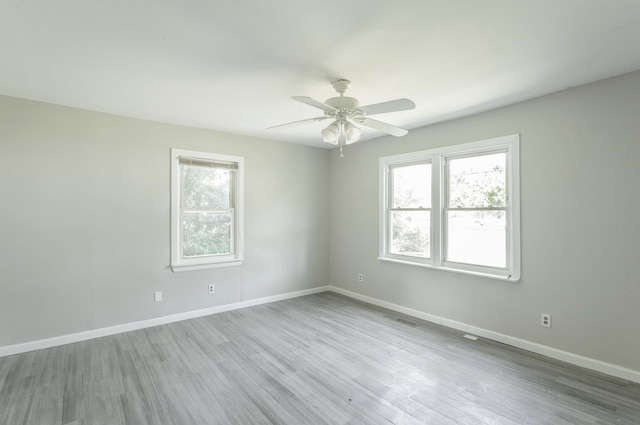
444;152;506;269
379;134;520;281
171;149;244;272
388;162;432;261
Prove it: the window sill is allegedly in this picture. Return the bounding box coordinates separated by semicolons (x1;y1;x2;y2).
171;259;243;272
377;256;520;282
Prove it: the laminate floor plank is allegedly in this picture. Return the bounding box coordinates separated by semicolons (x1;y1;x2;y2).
2;292;640;424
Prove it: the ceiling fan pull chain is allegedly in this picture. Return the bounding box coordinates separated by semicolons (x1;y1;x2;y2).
340;145;344;158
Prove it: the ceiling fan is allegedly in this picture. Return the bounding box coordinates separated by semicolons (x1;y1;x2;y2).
268;79;416;149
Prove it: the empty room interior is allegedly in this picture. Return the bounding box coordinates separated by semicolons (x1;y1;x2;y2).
1;1;640;424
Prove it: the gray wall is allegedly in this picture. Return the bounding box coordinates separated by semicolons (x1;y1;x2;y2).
2;70;640;375
0;96;330;346
329;70;640;372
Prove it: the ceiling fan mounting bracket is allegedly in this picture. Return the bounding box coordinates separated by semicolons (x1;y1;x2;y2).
331;79;351;95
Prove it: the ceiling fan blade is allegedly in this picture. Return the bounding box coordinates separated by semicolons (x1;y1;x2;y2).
358;98;416;116
357;118;408;137
292;96;337;113
267;116;329;130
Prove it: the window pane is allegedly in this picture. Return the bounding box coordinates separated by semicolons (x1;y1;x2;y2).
183;165;231;209
446;210;505;268
448;153;505;208
182;212;231;257
392;163;431;208
390;211;430;258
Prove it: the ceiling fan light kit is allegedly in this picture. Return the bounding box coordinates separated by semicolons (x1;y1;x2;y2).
269;79;416;156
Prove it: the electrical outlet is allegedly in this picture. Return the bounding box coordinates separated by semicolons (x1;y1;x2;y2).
541;313;551;328
154;291;162;303
358;273;364;282
208;284;215;294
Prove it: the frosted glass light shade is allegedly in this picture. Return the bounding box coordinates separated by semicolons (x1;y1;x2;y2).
344;122;361;144
321;122;340;144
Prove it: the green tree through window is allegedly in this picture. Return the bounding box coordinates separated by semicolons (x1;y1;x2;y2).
181;164;233;257
171;148;244;272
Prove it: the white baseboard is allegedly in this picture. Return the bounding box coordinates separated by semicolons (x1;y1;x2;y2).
4;284;639;385
0;286;330;358
328;286;640;384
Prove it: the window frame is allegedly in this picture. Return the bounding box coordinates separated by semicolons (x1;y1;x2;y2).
379;134;520;281
170;148;244;272
386;160;433;265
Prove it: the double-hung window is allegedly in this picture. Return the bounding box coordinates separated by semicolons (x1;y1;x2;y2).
380;134;520;281
171;148;244;272
388;161;432;262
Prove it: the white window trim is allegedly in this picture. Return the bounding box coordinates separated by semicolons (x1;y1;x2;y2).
170;148;244;272
379;134;520;282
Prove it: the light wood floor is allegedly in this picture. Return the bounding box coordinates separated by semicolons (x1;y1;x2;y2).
1;292;639;424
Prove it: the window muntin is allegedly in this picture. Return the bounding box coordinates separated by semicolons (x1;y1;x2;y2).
379;134;520;281
171;149;244;272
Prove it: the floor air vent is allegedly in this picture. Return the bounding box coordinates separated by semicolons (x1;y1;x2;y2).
395;318;417;327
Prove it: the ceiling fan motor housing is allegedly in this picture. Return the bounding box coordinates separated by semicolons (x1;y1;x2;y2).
325;96;359;111
326;79;359;114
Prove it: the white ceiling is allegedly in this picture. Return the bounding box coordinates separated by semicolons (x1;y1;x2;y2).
2;0;640;148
